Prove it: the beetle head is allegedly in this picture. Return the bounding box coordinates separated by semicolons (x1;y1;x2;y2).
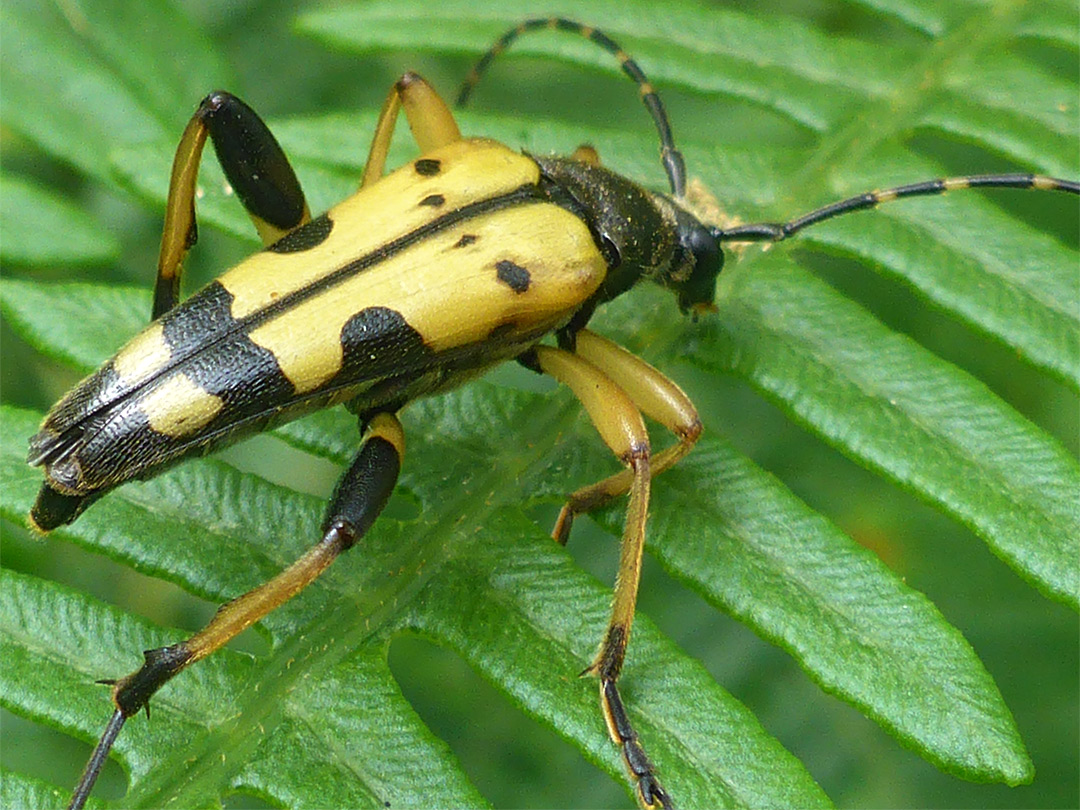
663;206;723;317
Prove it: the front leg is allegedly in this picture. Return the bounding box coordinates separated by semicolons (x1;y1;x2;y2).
553;331;702;545
529;345;672;810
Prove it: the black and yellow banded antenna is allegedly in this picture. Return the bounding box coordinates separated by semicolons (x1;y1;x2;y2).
716;174;1080;243
459;20;1079;237
457;17;688;199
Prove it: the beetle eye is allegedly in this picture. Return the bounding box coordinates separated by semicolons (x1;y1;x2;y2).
673;223;723;313
688;224;719;268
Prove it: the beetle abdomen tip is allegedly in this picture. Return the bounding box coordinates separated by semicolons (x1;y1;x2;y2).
29;482;95;532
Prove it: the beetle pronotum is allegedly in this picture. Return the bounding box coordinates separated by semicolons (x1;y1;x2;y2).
7;11;1078;810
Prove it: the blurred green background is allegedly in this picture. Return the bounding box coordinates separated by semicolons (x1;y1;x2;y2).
2;0;1076;807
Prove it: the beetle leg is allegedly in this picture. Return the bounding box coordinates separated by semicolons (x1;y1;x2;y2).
552;330;702;545
531;345;672;810
154;92;310;318
361;72;462;188
67;413;403;810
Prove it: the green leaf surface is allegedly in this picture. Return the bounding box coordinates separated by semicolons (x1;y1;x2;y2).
0;176;120;266
1;395;824;808
0;0;227;180
1;279;147;372
0;770;77;810
689;260;1079;606
631;438;1033;783
2;0;1077;808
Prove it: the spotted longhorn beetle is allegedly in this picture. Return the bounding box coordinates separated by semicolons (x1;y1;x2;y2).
22;17;1078;810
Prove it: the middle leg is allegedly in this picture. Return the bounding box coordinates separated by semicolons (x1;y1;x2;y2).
360;72;462;188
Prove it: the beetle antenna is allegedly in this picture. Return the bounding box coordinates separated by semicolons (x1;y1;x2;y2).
457;17;687;199
715;173;1080;243
68;709;126;810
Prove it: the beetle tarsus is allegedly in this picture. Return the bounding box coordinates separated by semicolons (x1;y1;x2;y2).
600;678;673;810
110;643;193;718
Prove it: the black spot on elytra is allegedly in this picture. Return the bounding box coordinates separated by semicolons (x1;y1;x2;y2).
32;360;123;456
46;278;297;494
38;281;245;447
454;234;478;248
418;194;445;207
160;281;293;419
337;307;433;381
414;158;441;176
267;213;334;254
160;281;236;357
496;259;530;294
